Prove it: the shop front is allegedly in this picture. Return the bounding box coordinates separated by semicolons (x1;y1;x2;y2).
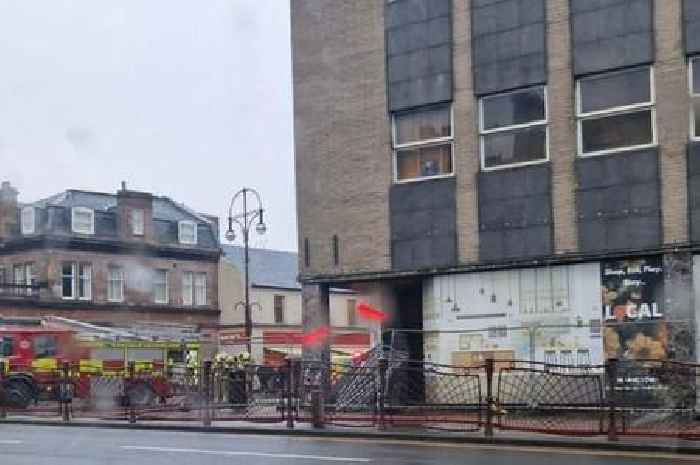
423;254;698;367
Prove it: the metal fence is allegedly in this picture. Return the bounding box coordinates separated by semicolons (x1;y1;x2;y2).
1;357;699;440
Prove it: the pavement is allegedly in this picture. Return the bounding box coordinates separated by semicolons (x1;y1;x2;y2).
0;423;698;464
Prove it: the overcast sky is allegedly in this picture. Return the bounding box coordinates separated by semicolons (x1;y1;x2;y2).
0;1;296;251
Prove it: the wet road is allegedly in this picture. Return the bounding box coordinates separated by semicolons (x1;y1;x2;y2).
0;424;694;464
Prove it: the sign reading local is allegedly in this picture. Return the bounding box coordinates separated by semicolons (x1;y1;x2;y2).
603;302;663;321
602;259;664;322
601;256;667;361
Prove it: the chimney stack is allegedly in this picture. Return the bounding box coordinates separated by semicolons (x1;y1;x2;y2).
0;181;19;239
116;182;154;242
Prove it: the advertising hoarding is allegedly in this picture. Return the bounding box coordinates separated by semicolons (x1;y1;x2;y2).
601;256;666;361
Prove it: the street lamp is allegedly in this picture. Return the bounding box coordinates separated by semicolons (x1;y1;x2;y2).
226;187;267;355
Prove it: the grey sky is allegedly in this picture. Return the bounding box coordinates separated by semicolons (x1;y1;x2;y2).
0;1;296;251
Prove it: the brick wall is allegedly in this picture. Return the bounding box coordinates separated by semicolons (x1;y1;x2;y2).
292;0;392;278
453;0;480;263
547;0;578;254
656;0;690;244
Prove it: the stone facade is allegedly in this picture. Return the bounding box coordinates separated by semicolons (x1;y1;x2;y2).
292;0;393;278
0;182;220;327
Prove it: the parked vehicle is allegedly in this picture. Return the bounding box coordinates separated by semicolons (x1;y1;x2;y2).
0;322;199;409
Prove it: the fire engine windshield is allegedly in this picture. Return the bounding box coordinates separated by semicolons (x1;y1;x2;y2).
0;335;12;356
33;335;57;358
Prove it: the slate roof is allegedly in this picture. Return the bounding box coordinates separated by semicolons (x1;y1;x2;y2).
222;245;355;294
22;189;218;249
33;190;209;224
222;245;300;290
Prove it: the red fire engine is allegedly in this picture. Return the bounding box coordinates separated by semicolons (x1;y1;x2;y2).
0;322;194;408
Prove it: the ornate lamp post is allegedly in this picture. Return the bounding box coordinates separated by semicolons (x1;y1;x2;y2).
226;188;267;355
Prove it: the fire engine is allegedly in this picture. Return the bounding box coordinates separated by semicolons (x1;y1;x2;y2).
0;321;199;409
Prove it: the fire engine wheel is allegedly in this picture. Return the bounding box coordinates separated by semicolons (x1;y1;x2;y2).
127;383;156;408
3;381;35;409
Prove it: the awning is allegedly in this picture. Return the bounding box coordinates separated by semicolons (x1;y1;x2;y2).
264;346;302;355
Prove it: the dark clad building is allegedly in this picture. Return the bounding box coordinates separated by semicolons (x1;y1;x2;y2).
292;0;700;363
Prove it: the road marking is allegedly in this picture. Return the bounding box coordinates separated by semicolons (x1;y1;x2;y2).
121;445;371;462
0;440;23;445
289;436;699;462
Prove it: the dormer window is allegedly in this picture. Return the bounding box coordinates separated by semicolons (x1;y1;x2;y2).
178;221;197;245
21;207;35;235
130;209;145;236
71;207;94;235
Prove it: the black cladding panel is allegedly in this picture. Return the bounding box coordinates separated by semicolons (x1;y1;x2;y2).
576;148;661;252
685;0;700;55
390;177;457;270
471;0;547;95
386;0;453;111
478;163;553;262
571;0;653;76
687;142;700;243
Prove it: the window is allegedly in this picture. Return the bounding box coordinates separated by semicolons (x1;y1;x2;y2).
182;271;206;306
479;86;548;169
21;206;35;235
332;235;339;266
178;221;197;245
153;269;168;304
347;299;357;326
488;326;508;338
577;349;591;366
560;350;574;366
62;263;91;300
392;105;453;182
576;66;655;156
304;238;310;268
71;207;95;234
107;267;124;302
78;264;91;300
130;209;145;236
274;295;285;324
0;336;13;357
14;263;33;296
62;263;75;299
590;319;601;337
544;350;557;364
13;264;24;287
194;272;207;306
690;57;700;139
33;335;57;358
182;271;193;306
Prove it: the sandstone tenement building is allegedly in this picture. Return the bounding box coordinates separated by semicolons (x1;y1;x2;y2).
0;182;221;327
